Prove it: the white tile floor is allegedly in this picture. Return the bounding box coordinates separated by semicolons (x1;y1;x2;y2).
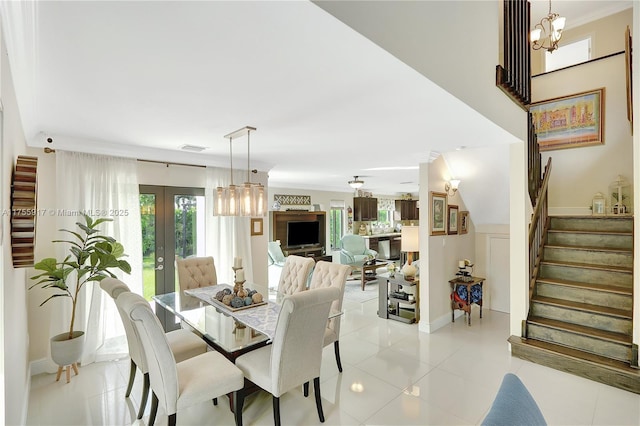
27;293;640;425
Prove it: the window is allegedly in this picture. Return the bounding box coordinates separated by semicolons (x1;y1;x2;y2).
545;37;591;72
329;200;345;251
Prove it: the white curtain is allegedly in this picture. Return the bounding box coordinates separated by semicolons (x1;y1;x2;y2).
54;151;142;365
205;167;253;284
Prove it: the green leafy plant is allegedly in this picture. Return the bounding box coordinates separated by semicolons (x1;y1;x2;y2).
31;214;132;340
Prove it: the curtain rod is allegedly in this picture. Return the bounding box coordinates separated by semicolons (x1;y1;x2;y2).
43;148;207;169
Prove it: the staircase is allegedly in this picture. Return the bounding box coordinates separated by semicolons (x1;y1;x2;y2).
510;215;640;394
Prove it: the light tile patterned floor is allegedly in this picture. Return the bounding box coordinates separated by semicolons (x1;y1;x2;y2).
27;296;640;425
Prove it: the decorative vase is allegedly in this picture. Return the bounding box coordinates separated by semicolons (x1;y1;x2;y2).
50;331;84;383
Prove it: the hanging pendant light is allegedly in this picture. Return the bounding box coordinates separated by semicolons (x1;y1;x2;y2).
531;0;566;53
214;126;265;217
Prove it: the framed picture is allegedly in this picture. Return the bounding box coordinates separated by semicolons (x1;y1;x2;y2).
459;211;469;234
447;205;459;235
530;88;605;151
430;191;447;236
250;218;263;236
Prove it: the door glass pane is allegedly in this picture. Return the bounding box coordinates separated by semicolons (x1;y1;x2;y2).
140;193;157;301
173;194;206;292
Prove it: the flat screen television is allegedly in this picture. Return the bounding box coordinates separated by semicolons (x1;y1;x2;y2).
287;220;320;248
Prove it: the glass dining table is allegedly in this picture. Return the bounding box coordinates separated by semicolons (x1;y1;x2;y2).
153;285;274;362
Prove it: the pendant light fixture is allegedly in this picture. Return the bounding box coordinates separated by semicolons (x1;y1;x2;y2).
530;0;566;53
214;126;265;217
348;176;364;189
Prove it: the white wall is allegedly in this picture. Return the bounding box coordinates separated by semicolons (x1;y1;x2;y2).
421;156;476;333
533;54;633;215
1;30;31;425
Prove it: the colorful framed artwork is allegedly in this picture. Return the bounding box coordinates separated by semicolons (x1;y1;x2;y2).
530;88;605;151
430;191;447;236
447;205;459;235
250;218;263;236
459;211;469;234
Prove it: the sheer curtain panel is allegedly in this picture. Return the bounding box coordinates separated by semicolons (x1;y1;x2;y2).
55;151;143;365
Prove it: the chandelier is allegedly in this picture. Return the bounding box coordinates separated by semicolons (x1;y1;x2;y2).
214;126;265;217
530;0;566;53
348;176;364;189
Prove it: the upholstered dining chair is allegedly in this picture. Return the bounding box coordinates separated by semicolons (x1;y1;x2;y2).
277;255;315;295
339;234;377;266
176;256;217;309
234;286;340;426
308;261;351;374
100;278;209;420
117;291;245;426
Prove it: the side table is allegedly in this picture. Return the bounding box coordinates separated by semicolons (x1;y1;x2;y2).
448;276;485;326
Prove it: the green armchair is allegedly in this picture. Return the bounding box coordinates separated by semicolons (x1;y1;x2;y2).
339;234;377;265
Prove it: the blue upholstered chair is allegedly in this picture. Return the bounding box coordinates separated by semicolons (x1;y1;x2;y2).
339;234;377;265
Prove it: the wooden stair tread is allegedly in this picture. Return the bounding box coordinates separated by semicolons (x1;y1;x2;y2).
549;215;633;220
544;244;632;254
535;277;632;295
532;295;632;319
548;229;633;236
541;259;633;273
509;336;639;374
528;316;632;344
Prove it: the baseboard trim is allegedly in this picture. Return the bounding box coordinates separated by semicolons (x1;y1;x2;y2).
30;357;57;376
418;311;465;333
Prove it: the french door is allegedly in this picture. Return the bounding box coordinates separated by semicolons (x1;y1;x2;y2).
139;185;205;330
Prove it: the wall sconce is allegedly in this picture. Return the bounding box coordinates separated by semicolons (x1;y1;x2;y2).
444;179;460;196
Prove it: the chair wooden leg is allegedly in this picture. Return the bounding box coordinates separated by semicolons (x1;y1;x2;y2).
212;397;218;406
55;366;63;382
149;392;159;426
272;396;281;426
137;373;150;419
168;413;176;426
125;359;137;397
334;341;343;373
303;381;309;397
233;390;245;426
313;377;325;423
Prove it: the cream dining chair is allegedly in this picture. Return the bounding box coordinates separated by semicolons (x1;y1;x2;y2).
100;278;209;420
176;256;217;309
117;291;245;426
234;286;340;426
308;260;351;374
277;254;315;295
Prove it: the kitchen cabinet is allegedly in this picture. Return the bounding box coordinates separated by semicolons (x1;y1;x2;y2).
395;200;419;221
354;197;378;221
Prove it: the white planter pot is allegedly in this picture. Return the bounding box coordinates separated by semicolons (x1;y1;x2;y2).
50;331;85;366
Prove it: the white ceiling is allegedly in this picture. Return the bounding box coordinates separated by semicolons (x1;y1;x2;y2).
1;0;632;197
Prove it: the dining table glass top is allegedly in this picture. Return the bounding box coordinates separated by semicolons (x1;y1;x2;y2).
153;287;271;356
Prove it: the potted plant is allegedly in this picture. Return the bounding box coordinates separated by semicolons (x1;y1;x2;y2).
31;214;131;377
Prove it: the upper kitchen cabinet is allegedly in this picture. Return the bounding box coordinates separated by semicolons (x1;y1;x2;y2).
395;200;419;221
354;197;378;221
